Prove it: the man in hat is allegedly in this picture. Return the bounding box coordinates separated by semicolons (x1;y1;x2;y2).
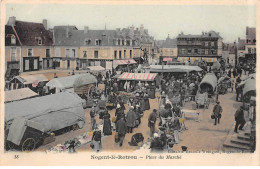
126;106;136;133
90;106;96;131
148;109;158;137
116;117;128;147
212;101;223;125
234;106;246;133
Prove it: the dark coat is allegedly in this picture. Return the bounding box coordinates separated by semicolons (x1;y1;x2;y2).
126;110;137;127
235;108;245;123
213;104;223;118
148;111;157;127
103;113;112;135
116;118;127;135
144;94;150;110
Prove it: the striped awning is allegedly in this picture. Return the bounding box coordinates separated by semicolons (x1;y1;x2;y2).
177;57;190;62
118;72;157;81
114;59;137;65
202;58;217;62
190;57;201;61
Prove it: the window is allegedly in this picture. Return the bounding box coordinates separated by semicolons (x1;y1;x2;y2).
118;39;120;46
122;40;125;46
46;49;50;58
85;39;91;45
194;49;198;54
181;49;185;54
95;39;101;46
114;50;117;59
211;42;214;46
72;49;76;57
201;49;205;54
124;50;126;58
66;49;70;57
188;49;192;54
28;49;33;56
205;42;208;46
130;50;132;58
38;38;42;45
211;50;214;54
248;48;252;54
119;51;122;59
83;51;87;58
55;48;61;57
11;35;16;45
94;50;98;58
11;47;17;61
205;49;209;55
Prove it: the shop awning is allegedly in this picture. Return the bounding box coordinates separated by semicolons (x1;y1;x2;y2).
202;58;217;62
163;58;173;62
13;74;48;85
118;72;158;81
5;88;38;103
177;57;190;62
114;59;137;66
149;65;202;73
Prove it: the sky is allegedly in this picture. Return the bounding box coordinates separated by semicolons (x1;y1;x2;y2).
5;4;256;43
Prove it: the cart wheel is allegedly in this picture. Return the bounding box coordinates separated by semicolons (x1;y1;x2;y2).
22;138;36;152
72;124;79;131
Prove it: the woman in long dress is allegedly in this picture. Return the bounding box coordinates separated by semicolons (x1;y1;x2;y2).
103;110;112;136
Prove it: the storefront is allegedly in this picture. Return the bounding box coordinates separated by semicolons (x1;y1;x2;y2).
23;57;39;72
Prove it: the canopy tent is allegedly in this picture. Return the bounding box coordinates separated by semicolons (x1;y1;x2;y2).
118;72;158;81
46;73;96;90
113;59;137;67
13;74;48;85
149;65;203;73
241;73;256;81
73;73;97;88
86;66;105;71
5;88;38;103
212;61;221;70
199;73;218;94
243;79;256;95
5;92;85;145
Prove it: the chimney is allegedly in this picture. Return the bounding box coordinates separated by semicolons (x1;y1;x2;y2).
43;19;47;30
84;26;89;34
130;25;135;34
140;24;144;34
7;16;16;26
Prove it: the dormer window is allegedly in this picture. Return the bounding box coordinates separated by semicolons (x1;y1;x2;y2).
36;37;42;45
85;39;91;45
95;39;101;46
11;35;16;45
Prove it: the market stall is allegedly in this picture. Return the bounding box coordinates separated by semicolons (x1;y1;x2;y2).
242;79;256;103
5;92;86;151
113;59;137;71
149;65;202;73
199;73;217;95
5;88;38;103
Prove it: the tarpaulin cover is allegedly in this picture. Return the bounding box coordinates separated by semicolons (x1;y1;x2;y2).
46;73;96;90
113;59;137;66
243;79;256;95
87;66;105;71
5;88;38;102
199;73;218;93
14;74;48;85
73;73;97;88
5;92;85;132
149;65;203;73
118;72;158;81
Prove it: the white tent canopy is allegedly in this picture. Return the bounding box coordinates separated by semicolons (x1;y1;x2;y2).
5;88;38;103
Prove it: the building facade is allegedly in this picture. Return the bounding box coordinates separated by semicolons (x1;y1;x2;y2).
177;31;223;63
157;36;177;63
5;17;54;74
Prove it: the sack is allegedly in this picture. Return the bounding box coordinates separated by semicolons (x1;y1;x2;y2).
211;114;215;119
90;142;94;149
218;114;222;118
115;133;119;143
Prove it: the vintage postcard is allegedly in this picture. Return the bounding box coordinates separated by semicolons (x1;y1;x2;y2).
0;0;259;166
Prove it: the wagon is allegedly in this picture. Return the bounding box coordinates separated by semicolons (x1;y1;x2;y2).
199;73;217;96
217;75;232;94
5;92;86;151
